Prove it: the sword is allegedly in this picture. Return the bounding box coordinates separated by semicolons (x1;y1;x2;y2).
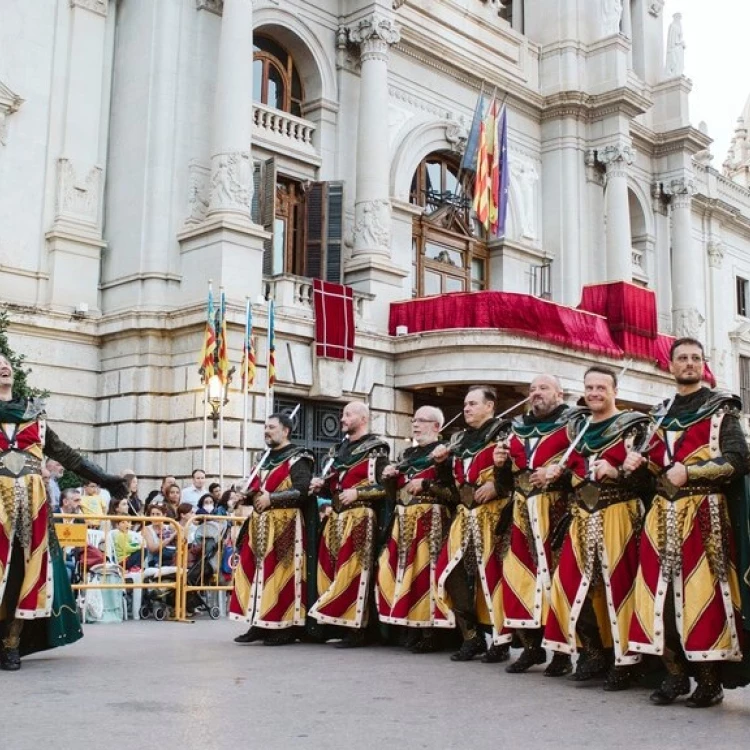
557;414;592;469
237;403;301;494
636;395;675;456
318;436;348;481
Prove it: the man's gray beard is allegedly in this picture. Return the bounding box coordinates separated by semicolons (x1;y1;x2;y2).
532;401;560;418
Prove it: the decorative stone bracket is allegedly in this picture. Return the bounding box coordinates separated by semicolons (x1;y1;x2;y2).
0;80;23;147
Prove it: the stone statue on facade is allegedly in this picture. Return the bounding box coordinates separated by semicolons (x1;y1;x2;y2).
511;157;539;240
665;13;686;77
601;0;623;36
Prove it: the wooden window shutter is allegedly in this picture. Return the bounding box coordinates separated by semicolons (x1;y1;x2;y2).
303;181;344;282
251;161;262;224
261;157;277;276
304;182;324;279
325;182;344;283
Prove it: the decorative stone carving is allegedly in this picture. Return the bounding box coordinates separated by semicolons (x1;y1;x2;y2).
674;307;705;339
662;177;695;209
209;151;252;214
56;158;102;224
196;0;223;13
348;14;401;62
70;0;107;16
665;13;686;77
445;114;469;154
601;0;623;36
186;161;211;225
352;199;391;254
596;143;635;181
511;157;539;240
648;0;665;17
392;0;408;8
707;239;725;270
0;80;23;147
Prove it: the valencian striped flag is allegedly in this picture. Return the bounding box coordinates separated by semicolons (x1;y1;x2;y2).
267;299;276;389
216;289;230;385
490;105;509;237
199;284;216;385
240;299;256;391
472;96;498;232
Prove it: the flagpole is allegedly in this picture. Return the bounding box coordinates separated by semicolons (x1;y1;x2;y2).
242;297;251;477
218;287;226;488
265;299;275;420
201;279;213;471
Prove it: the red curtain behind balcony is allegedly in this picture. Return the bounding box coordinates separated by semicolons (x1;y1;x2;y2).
578;282;658;360
389;291;623;358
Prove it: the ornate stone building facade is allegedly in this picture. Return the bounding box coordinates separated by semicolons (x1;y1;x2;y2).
1;0;749;478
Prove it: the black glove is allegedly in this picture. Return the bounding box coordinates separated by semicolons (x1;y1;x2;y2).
101;475;129;500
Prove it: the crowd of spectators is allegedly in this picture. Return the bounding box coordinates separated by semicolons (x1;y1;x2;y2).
52;467;246;584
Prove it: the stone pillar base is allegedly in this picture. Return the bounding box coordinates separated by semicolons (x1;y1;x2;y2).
45;227;106;312
177;217;270;304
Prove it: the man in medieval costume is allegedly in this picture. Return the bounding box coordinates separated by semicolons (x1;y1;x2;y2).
628;338;750;707
0;354;127;671
309;401;389;648
377;405;455;652
230;412;314;646
493;374;579;677
542;366;651;690
434;385;513;663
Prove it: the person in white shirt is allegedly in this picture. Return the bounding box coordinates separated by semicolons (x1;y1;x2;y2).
181;469;206;508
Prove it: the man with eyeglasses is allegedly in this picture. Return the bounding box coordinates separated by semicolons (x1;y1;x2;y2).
376;406;456;652
628;337;750;707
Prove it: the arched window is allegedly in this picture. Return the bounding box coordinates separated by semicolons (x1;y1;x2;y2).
253;35;304;117
410;152;488;298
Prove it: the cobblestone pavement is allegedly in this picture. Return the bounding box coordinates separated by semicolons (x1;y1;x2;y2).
5;619;750;750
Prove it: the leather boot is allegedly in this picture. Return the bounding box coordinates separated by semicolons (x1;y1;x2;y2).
450;631;486;662
544;653;573;677
686;664;724;708
481;643;510;664
234;626;265;644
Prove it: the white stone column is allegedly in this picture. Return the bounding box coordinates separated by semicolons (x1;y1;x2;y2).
668;177;705;338
207;0;254;221
348;13;400;257
599;143;635;282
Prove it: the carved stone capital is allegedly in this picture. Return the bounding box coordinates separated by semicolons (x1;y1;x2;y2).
348;14;401;63
597;143;636;169
662;177;695;209
648;0;665;17
707;239;724;270
197;0;223;13
208;151;252;216
70;0;108;16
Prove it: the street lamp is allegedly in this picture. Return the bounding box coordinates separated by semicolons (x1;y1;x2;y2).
207;374;227;438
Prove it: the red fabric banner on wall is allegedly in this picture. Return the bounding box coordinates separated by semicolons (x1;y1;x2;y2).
313;279;355;361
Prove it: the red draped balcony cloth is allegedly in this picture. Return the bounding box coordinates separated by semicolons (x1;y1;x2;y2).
388;291;623;358
578;281;658;360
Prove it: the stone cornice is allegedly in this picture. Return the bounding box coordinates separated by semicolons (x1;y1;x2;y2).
630;123;711;158
70;0;108;17
541;86;653;124
394;39;543;120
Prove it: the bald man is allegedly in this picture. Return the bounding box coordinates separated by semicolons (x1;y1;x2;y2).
309;401;390;648
494;374;582;676
377;406;456;652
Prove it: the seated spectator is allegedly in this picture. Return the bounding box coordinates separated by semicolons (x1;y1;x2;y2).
58;489;85;580
80;481;107;526
177;502;197;543
46;458;64;511
112;518;144;571
181;469;207;507
123;473;142;516
108;497;129;516
142;504;178;567
164;483;181;520
218;489;241;517
196;493;216;516
208;482;222;503
144;474;177;507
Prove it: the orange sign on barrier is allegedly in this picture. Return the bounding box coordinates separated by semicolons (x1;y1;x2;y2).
55;522;88;546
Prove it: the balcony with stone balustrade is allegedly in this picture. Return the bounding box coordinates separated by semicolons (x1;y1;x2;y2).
252;103;319;165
